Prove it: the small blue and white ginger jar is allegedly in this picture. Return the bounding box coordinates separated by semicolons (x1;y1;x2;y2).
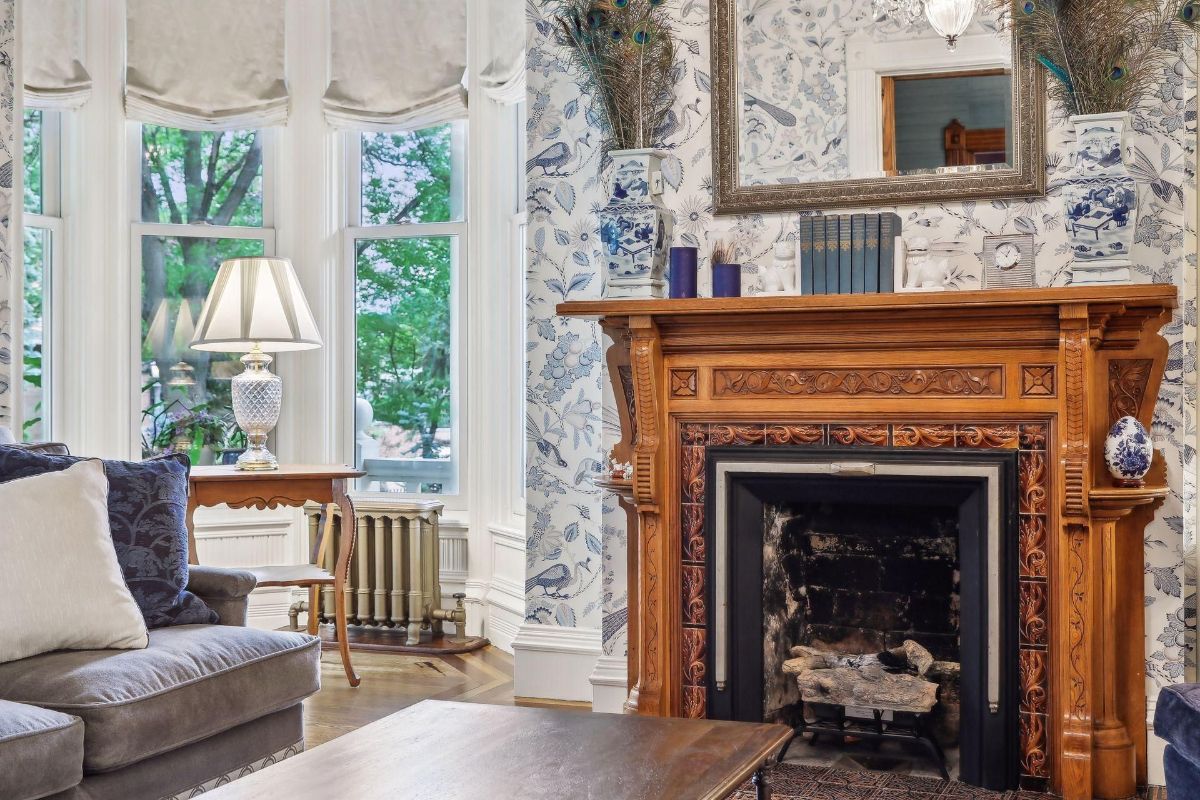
599;149;672;299
1104;415;1153;487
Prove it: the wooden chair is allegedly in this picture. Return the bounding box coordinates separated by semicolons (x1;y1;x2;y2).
246;500;360;687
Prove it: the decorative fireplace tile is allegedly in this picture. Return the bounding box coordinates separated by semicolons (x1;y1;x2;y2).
956;425;1020;449
683;564;706;625
1019;649;1048;715
1018;516;1048;579
892;424;955;448
829;424;890;447
682;446;705;504
766;424;826;446
1019;581;1049;647
677;418;1054;788
682;503;706;562
682;626;706;688
1019;453;1048;516
710;424;768;446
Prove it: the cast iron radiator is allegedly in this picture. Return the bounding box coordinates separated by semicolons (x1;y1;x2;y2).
303;499;445;645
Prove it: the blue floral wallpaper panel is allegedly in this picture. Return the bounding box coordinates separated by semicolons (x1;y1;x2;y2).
526;0;1199;695
0;0;14;428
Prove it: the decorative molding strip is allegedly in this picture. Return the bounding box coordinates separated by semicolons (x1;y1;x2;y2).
713;367;1004;398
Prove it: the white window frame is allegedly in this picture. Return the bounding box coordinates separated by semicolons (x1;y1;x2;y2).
22;109;65;441
127;122;278;455
342;124;468;503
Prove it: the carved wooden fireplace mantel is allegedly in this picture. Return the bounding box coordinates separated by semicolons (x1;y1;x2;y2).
559;286;1176;800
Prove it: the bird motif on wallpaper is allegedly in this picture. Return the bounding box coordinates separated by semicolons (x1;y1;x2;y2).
743;92;798;128
526;558;593;599
527;414;569;468
527;142;573;177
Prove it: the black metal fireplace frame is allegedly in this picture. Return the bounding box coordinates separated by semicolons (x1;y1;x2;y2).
703;446;1020;791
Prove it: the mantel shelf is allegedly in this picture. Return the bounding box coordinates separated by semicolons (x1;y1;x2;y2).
557;284;1177;320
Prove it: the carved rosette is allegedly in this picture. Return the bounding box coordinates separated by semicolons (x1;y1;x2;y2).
673;419;1052;777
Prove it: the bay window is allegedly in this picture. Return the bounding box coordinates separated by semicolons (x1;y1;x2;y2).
346;123;466;495
133;125;274;458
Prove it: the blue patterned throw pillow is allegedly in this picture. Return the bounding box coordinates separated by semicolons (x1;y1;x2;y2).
0;448;217;628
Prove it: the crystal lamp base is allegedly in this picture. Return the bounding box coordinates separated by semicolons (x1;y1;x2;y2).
231;348;283;471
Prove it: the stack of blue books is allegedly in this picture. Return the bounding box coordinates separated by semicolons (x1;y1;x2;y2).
796;213;902;295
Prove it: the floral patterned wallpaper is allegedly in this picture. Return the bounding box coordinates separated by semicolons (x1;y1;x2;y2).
526;0;1198;695
0;0;14;429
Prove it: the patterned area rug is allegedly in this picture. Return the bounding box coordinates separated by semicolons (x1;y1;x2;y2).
731;763;1054;799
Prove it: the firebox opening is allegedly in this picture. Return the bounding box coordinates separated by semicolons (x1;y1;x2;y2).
706;448;1019;792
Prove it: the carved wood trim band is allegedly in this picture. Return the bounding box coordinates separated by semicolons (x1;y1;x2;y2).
676;419;1052;786
713;367;1004;398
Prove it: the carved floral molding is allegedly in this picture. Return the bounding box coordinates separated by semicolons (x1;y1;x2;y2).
713;367;1004;398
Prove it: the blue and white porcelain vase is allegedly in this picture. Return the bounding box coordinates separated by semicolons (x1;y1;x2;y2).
599;149;672;299
1065;112;1137;286
1104;415;1153;487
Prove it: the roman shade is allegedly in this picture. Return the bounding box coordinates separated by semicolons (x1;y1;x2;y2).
23;0;92;109
481;0;525;105
125;0;289;130
323;0;468;131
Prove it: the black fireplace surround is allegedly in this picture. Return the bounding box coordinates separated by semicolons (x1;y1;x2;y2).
704;447;1020;791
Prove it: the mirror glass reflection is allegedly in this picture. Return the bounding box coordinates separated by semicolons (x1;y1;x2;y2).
736;1;1013;186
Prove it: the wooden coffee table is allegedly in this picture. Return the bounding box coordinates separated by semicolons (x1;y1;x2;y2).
203;700;793;799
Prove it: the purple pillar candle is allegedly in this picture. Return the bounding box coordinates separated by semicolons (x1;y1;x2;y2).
669;247;699;298
712;263;742;298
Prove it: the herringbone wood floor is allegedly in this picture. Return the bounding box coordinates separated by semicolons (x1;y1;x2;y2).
304;645;587;748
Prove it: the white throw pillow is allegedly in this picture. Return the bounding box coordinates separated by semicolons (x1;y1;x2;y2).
0;459;149;663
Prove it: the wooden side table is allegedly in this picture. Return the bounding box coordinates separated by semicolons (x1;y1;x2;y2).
186;465;366;687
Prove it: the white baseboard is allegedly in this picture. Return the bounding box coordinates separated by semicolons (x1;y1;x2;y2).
1148;697;1166;787
246;587;296;631
589;654;629;713
512;623;602;702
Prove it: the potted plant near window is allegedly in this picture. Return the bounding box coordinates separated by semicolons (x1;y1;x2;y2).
990;0;1197;285
555;0;677;299
152;408;228;466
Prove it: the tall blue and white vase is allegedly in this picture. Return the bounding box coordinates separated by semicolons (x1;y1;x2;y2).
599;149;672;299
1065;112;1137;286
1104;415;1154;487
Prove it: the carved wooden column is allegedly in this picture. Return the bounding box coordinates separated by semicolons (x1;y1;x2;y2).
1089;487;1167;800
1056;303;1096;800
625;315;674;716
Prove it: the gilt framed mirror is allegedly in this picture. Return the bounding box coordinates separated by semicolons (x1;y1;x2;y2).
710;2;1046;214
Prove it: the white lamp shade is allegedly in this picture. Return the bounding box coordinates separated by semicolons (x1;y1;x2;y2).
191;257;323;353
925;0;977;46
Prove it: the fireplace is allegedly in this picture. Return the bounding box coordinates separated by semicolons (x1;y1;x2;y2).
706;447;1019;790
560;286;1176;800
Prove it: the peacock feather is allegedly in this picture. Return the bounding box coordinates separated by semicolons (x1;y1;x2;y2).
985;0;1197;116
555;0;678;152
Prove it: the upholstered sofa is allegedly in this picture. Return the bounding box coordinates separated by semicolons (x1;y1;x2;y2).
1155;683;1200;798
0;430;322;800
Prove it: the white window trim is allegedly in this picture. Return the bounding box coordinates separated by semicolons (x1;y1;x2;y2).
341;126;469;506
21;109;65;440
126;122;278;456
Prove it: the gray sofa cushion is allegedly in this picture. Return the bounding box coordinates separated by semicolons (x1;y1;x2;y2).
0;699;84;800
0;625;320;773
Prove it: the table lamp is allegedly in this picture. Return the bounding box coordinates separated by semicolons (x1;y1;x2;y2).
190;257;322;471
